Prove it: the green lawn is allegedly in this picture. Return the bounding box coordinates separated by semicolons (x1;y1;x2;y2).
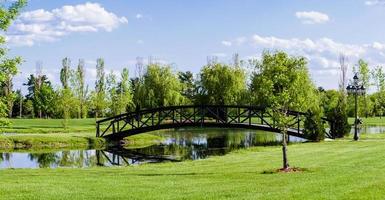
1;118;97;133
350;117;385;126
1;139;385;199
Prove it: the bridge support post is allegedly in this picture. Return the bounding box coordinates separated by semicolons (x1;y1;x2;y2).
96;123;100;137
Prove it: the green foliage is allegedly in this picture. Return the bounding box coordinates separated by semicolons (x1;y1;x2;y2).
358;59;370;117
24;74;57;118
303;108;325;141
178;71;195;102
140;64;185;108
326;95;351;138
250;51;319;112
72;59;88;118
60;57;71;89
199;63;246;105
92;58;107;118
0;0;26;125
117;68;133;113
57;88;76;128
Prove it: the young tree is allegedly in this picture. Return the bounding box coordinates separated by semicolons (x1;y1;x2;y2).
72;59;88;118
59;57;77;126
0;0;27;125
93;58;107;118
60;57;71;89
358;59;370;118
117;68;133;113
178;71;195;102
106;70;119;116
250;51;321;170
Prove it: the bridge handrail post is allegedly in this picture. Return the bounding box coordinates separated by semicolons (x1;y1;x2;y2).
297;113;300;135
249;108;251;125
96;122;100;137
201;105;204;126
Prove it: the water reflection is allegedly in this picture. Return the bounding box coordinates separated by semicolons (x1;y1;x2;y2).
351;125;385;134
0;128;304;169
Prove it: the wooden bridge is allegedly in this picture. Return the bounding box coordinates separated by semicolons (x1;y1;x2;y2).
96;105;332;141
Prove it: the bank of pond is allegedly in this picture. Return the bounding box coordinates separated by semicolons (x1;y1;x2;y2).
1;125;385;169
0;128;304;169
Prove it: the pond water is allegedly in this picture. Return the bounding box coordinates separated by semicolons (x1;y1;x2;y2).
0;128;305;169
352;125;385;134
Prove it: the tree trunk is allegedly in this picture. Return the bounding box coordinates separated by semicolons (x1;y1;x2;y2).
282;130;289;170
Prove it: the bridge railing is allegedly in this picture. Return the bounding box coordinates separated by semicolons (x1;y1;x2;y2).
96;105;330;139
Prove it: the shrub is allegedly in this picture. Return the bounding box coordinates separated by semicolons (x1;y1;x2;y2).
303;108;325;142
326;97;351;138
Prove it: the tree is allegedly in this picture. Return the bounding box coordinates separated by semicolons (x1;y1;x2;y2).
106;70;119;116
339;54;349;94
140;64;185;108
326;95;351;138
178;71;195;102
24;74;56;118
358;59;370;118
117;68;133;113
0;0;27;125
72;59;88;118
249;51;321;170
370;66;385;117
60;57;71;89
93;58;107;118
199;63;246;105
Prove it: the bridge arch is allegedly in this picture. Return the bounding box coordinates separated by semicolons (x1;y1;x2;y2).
96;105;331;140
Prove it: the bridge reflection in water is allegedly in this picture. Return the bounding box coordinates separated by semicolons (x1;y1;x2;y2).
96;129;304;166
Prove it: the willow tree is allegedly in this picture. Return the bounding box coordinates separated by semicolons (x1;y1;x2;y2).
141;64;185;108
199;63;247;105
0;0;27;126
250;51;320;170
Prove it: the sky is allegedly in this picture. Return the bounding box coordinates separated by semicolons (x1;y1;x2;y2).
5;0;385;93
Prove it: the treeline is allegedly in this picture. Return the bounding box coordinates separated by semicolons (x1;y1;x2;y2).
2;52;321;121
1;51;383;126
319;59;385;118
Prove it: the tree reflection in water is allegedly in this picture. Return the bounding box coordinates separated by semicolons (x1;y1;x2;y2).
97;129;291;166
1;129;304;168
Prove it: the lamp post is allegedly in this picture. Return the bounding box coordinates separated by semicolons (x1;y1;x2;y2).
346;73;366;141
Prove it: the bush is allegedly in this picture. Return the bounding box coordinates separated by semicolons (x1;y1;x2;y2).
326;98;351;138
303;108;325;142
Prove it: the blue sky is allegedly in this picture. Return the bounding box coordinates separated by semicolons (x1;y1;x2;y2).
6;0;385;92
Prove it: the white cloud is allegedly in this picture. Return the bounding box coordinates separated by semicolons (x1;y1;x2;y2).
251;35;365;57
365;0;385;6
224;34;385;89
135;14;143;19
221;40;232;46
295;11;329;24
6;2;128;46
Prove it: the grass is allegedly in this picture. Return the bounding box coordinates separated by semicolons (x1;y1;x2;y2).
1;139;385;199
1;118;97;133
0;133;105;150
349;117;385;126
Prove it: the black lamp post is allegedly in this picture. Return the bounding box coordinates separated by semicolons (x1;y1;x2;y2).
346;73;366;141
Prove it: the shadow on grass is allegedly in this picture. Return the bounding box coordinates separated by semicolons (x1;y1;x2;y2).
261;167;312;174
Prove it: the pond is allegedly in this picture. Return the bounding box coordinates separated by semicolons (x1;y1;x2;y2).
0;128;305;169
352;125;385;134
